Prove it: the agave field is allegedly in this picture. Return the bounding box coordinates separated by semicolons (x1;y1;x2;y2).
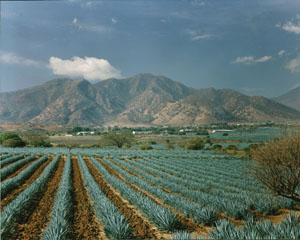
1;147;300;239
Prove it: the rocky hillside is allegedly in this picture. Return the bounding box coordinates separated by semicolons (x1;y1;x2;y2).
1;73;300;126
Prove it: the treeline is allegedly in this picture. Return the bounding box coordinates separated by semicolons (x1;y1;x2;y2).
0;132;52;148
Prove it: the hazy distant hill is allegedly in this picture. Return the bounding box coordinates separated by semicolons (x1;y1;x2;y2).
273;87;300;111
1;73;300;126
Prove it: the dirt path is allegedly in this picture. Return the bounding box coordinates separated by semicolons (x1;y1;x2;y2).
0;157;38;182
70;156;108;240
5;157;65;240
84;157;163;239
96;157;211;238
1;156;53;209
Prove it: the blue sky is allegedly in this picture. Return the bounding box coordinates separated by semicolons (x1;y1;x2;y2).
1;0;300;97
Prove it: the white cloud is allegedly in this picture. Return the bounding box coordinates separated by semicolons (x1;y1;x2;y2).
279;17;300;34
278;50;286;56
255;56;272;63
285;55;300;73
71;18;109;33
49;56;122;81
186;29;213;41
233;56;255;64
111;18;118;24
0;52;41;66
233;55;272;64
191;1;205;6
191;34;213;41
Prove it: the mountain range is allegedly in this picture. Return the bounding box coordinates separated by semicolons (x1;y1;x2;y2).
272;86;300;112
1;73;300;126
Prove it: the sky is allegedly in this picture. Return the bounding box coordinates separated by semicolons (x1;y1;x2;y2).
1;0;300;97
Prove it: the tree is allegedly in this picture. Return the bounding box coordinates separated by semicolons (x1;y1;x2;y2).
100;131;134;148
185;137;204;150
22;132;52;147
251;133;300;202
2;137;26;147
0;132;20;144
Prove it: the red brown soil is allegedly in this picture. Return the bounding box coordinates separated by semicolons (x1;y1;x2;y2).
96;157;211;238
70;156;108;240
119;158;247;227
253;207;300;224
84;157;162;239
1;156;53;208
4;157;65;240
0;157;38;182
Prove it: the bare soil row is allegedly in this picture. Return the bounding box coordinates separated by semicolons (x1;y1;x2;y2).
97;157;211;238
4;157;65;239
1;156;53;208
84;156;162;239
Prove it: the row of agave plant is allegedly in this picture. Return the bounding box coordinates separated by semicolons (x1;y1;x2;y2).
0;153;21;164
89;155;182;231
1;155;49;199
123;153;295;215
77;155;133;239
0;155;61;238
0;155;36;181
100;156;219;227
0;153;13;160
171;213;300;239
43;155;73;240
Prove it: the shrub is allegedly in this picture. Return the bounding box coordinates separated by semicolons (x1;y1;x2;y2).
0;132;21;144
251;133;300;202
100;131;134;148
2;138;26;148
139;144;153;150
185;138;204;150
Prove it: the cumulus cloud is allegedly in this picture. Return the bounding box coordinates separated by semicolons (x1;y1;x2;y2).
278;17;300;34
233;55;272;64
49;56;122;81
0;51;41;66
278;50;286;56
285;55;300;73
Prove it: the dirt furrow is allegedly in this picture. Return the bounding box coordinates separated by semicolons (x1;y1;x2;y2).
84;157;162;239
70;156;108;240
108;158;244;226
1;156;53;208
5;157;65;240
96;157;211;237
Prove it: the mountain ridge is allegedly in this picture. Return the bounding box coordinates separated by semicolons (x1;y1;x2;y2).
1;73;300;126
272;86;300;111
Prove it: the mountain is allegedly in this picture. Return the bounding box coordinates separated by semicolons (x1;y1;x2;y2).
1;73;300;126
272;87;300;111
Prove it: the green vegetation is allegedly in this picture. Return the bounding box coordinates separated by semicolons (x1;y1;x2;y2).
139;144;153;150
252;133;300;202
2;138;26;148
100;131;134;148
0;132;26;147
184;137;204;150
